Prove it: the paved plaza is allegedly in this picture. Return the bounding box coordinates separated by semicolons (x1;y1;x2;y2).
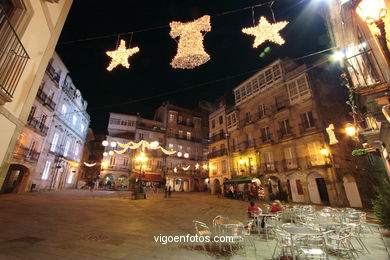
0;190;388;260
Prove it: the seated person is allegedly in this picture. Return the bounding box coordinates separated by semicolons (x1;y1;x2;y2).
247;200;262;218
270;200;283;213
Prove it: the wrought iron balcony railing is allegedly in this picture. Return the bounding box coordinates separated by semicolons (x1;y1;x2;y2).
0;6;29;104
13;145;40;162
27;118;49;135
207;149;227;159
209;132;226;143
46;62;60;84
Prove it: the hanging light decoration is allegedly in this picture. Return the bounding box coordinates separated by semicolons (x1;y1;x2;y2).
169;15;211;69
106;40;139;71
242;16;288;48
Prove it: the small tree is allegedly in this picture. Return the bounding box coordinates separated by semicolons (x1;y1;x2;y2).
372;180;390;229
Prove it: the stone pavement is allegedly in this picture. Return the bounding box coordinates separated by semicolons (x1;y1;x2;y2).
0;190;388;260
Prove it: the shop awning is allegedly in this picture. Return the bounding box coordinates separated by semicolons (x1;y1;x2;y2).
223;176;258;184
140;174;163;182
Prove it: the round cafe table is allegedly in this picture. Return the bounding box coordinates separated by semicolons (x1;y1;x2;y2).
282;226;322;259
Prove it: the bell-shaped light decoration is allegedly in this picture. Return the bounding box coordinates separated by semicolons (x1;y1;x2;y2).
169;15;211;69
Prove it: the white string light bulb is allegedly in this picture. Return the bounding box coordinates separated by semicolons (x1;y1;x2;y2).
169;15;211;69
242;16;288;48
106;39;139;71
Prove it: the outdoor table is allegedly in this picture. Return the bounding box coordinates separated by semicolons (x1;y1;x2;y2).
311;219;341;230
282;226;322;259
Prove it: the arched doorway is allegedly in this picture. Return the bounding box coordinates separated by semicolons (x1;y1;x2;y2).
343;175;363;208
117;175;128;190
214;179;221;195
286;174;305;203
193;179;199;191
183;179;190;191
2;164;30;193
104;174;115;184
267;176;281;196
308;172;329;204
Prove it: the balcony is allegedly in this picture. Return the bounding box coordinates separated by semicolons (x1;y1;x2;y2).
167;133;205;143
36;88;47;103
46;63;60;84
207;149;227;159
261;162;278;173
45;98;56;110
0;5;30;105
36;88;56;110
259;134;274;144
13;146;40;162
305;156;330;169
277;128;294;139
272;101;290;113
27;118;49;135
49;144;79;161
282;159;299;170
178;121;194;127
241;140;256;150
209;132;225;143
299;120;318;134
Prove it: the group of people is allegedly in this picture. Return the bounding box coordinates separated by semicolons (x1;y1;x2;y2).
247;199;283;218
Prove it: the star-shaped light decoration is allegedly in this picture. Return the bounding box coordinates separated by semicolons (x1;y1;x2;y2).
173;167;178;173
106;40;139;71
195;163;200;170
242;16;288;48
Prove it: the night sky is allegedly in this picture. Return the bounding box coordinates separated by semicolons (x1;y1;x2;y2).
56;0;330;134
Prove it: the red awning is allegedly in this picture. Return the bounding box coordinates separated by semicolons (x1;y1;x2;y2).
140;174;163;182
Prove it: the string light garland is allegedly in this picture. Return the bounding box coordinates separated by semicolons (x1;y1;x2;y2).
106;40;139;71
115;140;177;155
182;165;191;171
242;16;288;48
169;15;211;69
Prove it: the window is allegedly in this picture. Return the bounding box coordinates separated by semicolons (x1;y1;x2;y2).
120;120;127;126
246;82;252;96
258;104;266;118
27;106;36;122
234;89;241;103
247;132;254;146
273;64;282;80
252;78;259;93
258;74;266;90
39;114;47;129
138;133;144;140
284;147;297;169
227;115;232;128
296;180;304;195
211;119;216;129
72;115;77;126
307;141;325;165
178;116;183;123
220;143;225;150
80;123;85;133
64;140;70;157
366;116;379;130
265;69;273;84
123;158;129;167
222;160;227;173
109;156;116;166
61;104;67;115
261;127;270;141
42;161;51;180
245;112;251;123
50;132;59;152
302;111;315;129
280;119;291;135
264;152;274;170
186;118;191;125
186;132;191;140
178;130;183;138
169;113;175;123
27;140;36;158
157;161;162;168
74;143;79;157
287;75;311;104
219;115;223;125
67;172;74;184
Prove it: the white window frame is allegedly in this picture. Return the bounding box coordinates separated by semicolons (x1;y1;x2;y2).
42;161;51;180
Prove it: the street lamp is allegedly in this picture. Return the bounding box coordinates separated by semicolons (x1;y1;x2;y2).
345;123;357;137
356;0;390;58
320;147;330;156
102;140;109;147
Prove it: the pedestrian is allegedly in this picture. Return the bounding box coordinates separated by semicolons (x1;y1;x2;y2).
164;186;168;198
89;180;94;192
168;186;171;198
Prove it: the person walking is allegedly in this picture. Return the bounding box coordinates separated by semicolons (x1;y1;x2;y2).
168;186;172;198
164;186;168;198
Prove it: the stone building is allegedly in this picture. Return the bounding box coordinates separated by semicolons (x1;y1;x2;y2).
154;102;209;192
208;97;231;195
210;58;375;207
0;0;73;191
3;52;90;192
323;0;390;180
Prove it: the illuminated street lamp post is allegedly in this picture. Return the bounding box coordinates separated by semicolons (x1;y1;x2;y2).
356;0;390;58
135;152;148;183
